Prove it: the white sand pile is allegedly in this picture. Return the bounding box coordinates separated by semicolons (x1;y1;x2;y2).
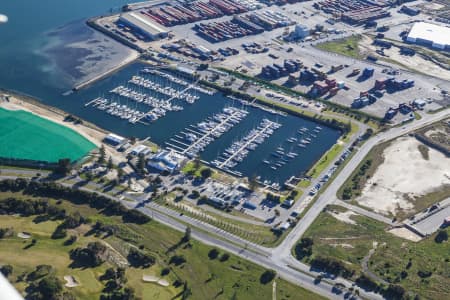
157;279;169;287
17;232;31;239
64;275;79;288
142;275;159;282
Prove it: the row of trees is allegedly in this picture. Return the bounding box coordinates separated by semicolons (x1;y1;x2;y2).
0;178;150;225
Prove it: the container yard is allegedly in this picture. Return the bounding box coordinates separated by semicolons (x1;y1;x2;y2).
136;0;263;28
314;0;391;25
194;10;295;43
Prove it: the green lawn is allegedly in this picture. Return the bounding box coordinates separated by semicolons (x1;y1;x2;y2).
316;35;363;59
298;205;450;299
0;108;95;163
0;191;322;300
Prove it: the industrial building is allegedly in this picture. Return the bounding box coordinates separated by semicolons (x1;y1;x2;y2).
407;22;450;50
119;12;169;40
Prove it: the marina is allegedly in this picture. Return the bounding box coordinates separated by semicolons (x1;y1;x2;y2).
212;118;281;173
165;106;249;158
85;67;206;124
2;59;341;184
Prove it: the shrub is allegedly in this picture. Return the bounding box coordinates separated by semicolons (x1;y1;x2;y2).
0;265;13;277
260;270;276;284
435;230;448;243
208;248;220;260
220;253;230;262
169;255;186;266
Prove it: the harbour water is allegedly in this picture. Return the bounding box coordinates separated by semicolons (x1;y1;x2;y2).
0;1;340;184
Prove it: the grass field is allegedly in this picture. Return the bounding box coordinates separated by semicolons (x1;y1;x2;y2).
298;205;450;299
316;35;363;59
0;108;95;162
0;191;323;300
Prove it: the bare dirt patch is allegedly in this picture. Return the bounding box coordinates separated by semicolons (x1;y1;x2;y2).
358;35;450;81
356;137;450;216
388;227;422;242
327;210;358;225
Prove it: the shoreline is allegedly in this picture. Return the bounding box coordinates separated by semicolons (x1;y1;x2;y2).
69;50;140;93
0;89;108;149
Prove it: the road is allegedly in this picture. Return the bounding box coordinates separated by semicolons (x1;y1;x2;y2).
272;109;449;262
334;200;394;225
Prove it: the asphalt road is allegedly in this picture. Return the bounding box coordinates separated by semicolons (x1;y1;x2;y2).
272;109;450;262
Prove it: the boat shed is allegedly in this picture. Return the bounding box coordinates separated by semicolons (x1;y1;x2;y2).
119;12;169;40
104;133;126;146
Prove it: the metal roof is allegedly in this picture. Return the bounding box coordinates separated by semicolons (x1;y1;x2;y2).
407;22;450;48
120;12;168;36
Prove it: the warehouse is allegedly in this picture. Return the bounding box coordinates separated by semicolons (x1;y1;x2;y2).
406;22;450;50
118;12;169;40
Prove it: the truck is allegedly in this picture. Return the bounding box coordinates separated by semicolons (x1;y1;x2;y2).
348;68;360;77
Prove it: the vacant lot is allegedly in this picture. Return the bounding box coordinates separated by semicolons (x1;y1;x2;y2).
356;137;450;218
299;205;450;299
316;35;364;59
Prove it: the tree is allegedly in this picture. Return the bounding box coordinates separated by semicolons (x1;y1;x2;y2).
37;275;63;299
260;270;276;284
193;155;201;170
137;154;146;175
99;145;106;164
208;248;220;260
182;281;192;300
200;167;212;179
295;237;314;259
70;241;107;267
107;156;114;170
435;230;448;243
248;175;258;191
183;226;191;243
0;265;13;277
117;168;125;181
55;158;72;175
127;248;155;268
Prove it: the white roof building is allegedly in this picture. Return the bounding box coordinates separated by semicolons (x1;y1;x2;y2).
148;150;186;173
130;145;151;156
104;133;126;146
407;22;450;50
119;12;169;40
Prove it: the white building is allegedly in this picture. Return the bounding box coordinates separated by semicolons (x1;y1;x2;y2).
119;12;169;40
104;133;126;146
407;22;450;50
148;150;186;173
130;145;152;156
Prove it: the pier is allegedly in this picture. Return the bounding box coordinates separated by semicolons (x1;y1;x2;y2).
165;107;248;157
217;120;278;169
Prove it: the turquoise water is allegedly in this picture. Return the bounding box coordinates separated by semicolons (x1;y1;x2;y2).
0;1;341;184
